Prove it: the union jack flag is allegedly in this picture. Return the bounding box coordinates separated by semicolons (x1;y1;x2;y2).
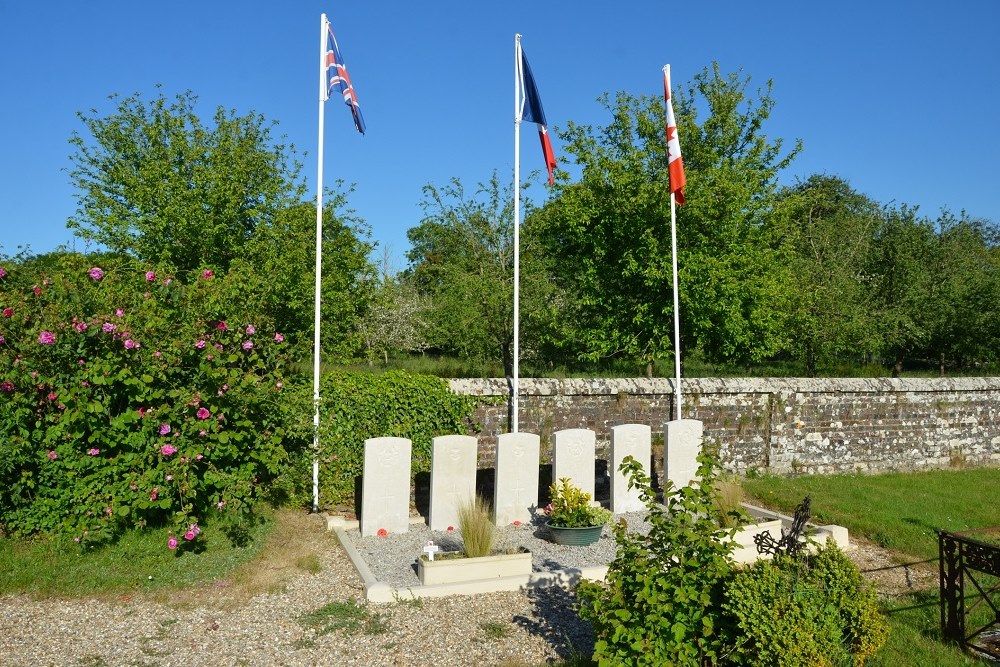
325;21;365;134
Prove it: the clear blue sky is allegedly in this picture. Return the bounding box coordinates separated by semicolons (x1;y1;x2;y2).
2;1;998;267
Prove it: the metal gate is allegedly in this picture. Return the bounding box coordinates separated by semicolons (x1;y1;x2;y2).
938;527;1000;659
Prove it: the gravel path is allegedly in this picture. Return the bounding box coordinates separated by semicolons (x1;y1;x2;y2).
0;513;931;667
0;517;595;667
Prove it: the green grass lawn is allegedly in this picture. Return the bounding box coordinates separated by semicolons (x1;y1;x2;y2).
743;466;1000;665
0;513;273;599
742;466;1000;560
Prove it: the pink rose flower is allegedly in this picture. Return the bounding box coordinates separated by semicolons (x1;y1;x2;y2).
166;475;173;482
184;530;195;541
38;331;56;345
47;450;58;460
216;321;227;331
75;322;88;332
88;267;104;280
2;308;13;317
0;381;14;392
160;444;177;456
202;269;214;279
159;423;171;436
87;448;100;456
246;324;256;335
124;339;136;349
242;340;253;350
196;407;210;420
145;271;156;282
167;537;178;550
0;267;6;278
102;322;116;333
33;286;41;295
195;340;206;349
115;309;124;317
47;392;57;401
274;333;284;342
195;454;204;461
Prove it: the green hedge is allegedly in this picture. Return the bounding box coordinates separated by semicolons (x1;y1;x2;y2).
283;371;484;509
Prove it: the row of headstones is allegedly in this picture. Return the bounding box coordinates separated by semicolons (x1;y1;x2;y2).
359;419;704;537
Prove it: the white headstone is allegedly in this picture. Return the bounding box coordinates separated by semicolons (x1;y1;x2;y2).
610;423;652;513
494;432;540;525
428;434;477;531
551;428;596;499
360;437;412;537
664;419;703;489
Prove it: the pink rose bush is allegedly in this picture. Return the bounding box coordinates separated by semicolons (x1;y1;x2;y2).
0;258;300;549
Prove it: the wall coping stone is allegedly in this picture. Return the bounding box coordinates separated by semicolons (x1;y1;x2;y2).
448;377;1000;397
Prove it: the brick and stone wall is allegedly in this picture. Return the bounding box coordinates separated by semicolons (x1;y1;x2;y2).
448;377;1000;474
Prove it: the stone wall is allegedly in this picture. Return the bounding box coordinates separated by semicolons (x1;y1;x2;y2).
448;377;1000;474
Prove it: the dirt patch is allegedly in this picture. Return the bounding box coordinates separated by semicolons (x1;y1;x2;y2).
843;536;938;600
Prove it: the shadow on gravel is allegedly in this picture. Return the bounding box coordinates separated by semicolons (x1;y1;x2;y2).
513;581;596;662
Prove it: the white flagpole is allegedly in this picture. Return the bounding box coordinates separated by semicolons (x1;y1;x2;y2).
512;34;522;433
666;64;682;421
312;14;328;512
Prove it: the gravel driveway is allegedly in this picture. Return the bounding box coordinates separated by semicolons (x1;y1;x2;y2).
0;524;593;667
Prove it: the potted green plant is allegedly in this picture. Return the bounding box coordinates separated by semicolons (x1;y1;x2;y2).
544;477;613;546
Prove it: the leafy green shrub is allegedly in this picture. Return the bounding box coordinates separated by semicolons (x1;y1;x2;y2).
281;371;482;508
577;451;737;666
0;254;305;549
722;542;888;666
544;477;612;527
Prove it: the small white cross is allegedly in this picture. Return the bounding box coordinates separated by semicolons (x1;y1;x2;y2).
423;541;440;561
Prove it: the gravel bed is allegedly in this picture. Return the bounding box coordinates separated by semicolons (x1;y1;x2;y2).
345;511;649;587
0;517;599;667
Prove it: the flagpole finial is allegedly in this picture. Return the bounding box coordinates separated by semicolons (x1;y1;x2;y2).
515;33;522;41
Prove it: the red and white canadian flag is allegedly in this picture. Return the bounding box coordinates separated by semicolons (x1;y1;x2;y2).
663;65;686;205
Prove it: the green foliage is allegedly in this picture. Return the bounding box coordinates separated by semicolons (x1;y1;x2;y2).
0;254;303;548
531;63;799;369
405;173;553;376
773;175;884;376
282;371;481;508
456;495;496;558
67;89;305;272
233;194;377;362
723;543;888;666
576;451;736;666
544;477;611;528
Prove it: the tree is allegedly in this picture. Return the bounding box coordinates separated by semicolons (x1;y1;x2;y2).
357;250;428;363
406;173;545;377
866;205;937;375
68;89;306;273
531;63;800;370
232;188;376;362
772;175;882;375
905;212;1000;373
